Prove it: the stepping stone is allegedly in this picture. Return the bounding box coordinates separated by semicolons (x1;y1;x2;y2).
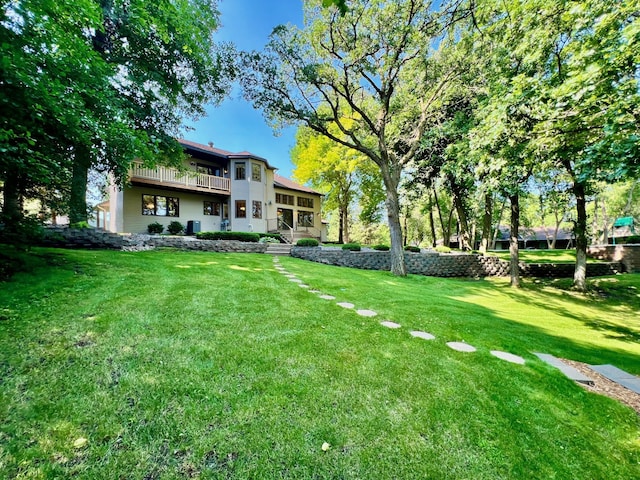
319;295;335;300
491;350;525;365
381;321;401;329
356;309;377;317
308;290;321;294
446;342;476;353
534;353;594;385
590;365;640;394
410;331;435;340
298;284;310;288
289;278;302;283
285;274;297;278
337;302;355;309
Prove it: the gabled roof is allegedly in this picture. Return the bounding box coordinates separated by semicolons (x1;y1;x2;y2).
177;139;276;170
273;174;322;195
613;216;635;228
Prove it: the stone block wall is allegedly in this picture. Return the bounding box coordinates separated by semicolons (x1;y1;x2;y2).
291;247;620;279
587;245;640;273
41;227;268;254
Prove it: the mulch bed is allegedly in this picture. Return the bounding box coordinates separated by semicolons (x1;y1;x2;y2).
562;359;640;416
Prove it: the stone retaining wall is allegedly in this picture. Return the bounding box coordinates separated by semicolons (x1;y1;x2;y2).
587;244;640;273
41;227;267;254
291;247;620;278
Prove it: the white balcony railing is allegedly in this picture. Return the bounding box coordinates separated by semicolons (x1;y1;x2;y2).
130;163;230;193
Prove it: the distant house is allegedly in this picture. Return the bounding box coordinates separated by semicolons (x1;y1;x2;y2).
492;226;575;250
610;216;636;244
104;139;325;242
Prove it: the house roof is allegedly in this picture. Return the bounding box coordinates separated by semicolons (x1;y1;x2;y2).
613;216;634;228
177;139;276;170
273;174;322;195
496;226;575;242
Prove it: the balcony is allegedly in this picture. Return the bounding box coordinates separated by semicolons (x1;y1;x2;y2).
130;162;230;195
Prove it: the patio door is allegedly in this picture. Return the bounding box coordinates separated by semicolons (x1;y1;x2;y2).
278;208;293;230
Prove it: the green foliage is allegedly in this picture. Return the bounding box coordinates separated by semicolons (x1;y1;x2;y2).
147;222;164;234
341;243;361;251
259;236;281;244
404;245;421;253
296;238;319;247
0;215;44;250
625;235;640;244
259;233;282;241
372;244;390;251
435;245;452;253
196;231;260;242
69;221;91;229
166;221;184;235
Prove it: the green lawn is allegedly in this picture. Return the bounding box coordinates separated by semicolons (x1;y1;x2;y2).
1;248;639;479
488;249;587;263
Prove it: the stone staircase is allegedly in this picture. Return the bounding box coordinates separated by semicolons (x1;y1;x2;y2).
265;243;293;256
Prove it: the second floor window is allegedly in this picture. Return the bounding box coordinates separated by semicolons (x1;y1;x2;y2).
276;193;294;205
251;163;261;182
298;197;314;208
235;162;246;180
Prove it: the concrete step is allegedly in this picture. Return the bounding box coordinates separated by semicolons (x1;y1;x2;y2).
534;353;594;385
265;243;293;256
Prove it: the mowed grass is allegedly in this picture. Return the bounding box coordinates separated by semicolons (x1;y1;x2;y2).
0;248;638;479
489;249;581;263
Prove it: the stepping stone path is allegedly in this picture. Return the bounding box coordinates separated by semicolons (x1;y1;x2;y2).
446;342;476;353
298;284;310;288
319;294;336;300
410;331;435;340
356;309;377;317
308;290;321;294
381;321;401;329
285;274;297;278
590;365;640;394
490;350;525;365
337;302;355;309
534;353;594;385
289;278;302;283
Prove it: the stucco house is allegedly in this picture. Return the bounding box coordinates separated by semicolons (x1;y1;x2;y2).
106;139;325;242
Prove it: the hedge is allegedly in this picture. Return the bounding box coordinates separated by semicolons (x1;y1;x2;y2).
297;238;319;247
196;231;260;242
341;243;361;251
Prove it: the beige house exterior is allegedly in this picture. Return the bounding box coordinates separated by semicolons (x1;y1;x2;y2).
106;139;325;242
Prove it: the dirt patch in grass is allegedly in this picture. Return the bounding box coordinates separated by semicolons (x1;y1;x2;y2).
562;359;640;415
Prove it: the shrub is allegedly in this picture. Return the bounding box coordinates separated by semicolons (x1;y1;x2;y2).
297;238;319;247
626;235;640;244
147;222;164;234
259;233;281;241
0;215;44;250
404;245;421;253
69;221;91;229
167;221;184;235
342;243;361;251
373;244;390;251
259;236;281;244
196;231;260;242
435;245;451;253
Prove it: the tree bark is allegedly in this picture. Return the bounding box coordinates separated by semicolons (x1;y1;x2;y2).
69;147;91;224
573;182;588;291
433;186;448;245
509;193;520;288
451;190;471;250
491;198;506;250
479;192;492;253
428;191;437;248
381;166;406;276
1;168;22;228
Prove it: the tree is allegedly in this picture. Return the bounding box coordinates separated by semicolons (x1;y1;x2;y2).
0;0;232;231
291;121;382;244
241;0;465;275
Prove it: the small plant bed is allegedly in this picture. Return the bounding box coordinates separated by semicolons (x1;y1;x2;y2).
1;248;638;478
196;231;260;242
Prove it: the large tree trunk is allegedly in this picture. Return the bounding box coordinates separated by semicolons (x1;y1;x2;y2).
428;191;437;248
573;182;588;291
382;167;406;276
491;198;506;249
69;147;91;224
433;186;448;245
509;193;520;288
1;168;22;228
479;192;493;253
450;178;471;250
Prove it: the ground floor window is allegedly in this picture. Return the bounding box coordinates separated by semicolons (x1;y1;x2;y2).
298;210;314;227
142;194;179;217
252;201;262;219
204;201;220;216
235;200;246;218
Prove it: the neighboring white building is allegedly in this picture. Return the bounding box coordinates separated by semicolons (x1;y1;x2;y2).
106;139;325;241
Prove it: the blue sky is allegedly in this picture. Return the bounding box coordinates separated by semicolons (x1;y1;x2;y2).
183;0;305;179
